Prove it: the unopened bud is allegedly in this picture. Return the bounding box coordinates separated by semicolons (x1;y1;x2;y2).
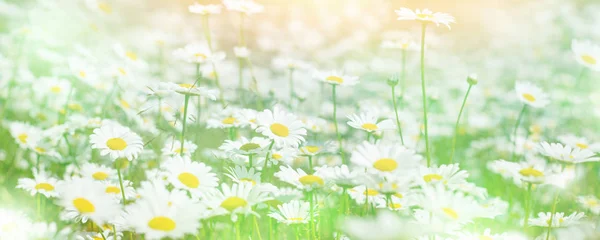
467;74;478;85
387;74;399;87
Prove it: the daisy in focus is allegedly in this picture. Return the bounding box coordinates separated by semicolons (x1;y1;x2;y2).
316;71;360;86
394;8;455;29
347;112;395;134
515;82;550;108
268;200;313;225
255;106;307;148
17;169;60;198
89;123;144;161
571;39;600;71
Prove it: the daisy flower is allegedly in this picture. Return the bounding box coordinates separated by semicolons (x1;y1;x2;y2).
167;82;219;99
298;141;335;156
515;82;549;108
350;141;421;175
219;137;271;156
274;165;327;191
79;163;116;181
9;122;41;149
0;209;31;240
576;195;600;215
102;180;136;202
571;39;600;71
89;123;143;161
316;70;359;86
162;155;218;197
233;46;251;58
419;185;485;224
188;3;222;15
268;200;313;225
558;134;600;152
172;43;226;64
270;146;299;165
503;158;559;184
201;182;272;221
318;165;364;188
207;107;244;129
416;164;469;187
394;8;455;29
529;212;585;228
537;142;599;163
380;39;418;51
348;185;385;205
225;165;262;186
56;178;120;224
223;0;264;15
255;106;307;148
347;112;395;133
161;138;197;157
123;182;203;240
16;169;60;198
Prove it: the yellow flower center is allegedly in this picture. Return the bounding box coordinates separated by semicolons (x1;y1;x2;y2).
79;71;87;78
68;103;83;111
125;51;137;61
522;93;536;102
581;54;597;65
106;138;128;151
304;146;320;153
98;2;112;14
576;143;589;149
179;83;194;89
272;153;283;160
416;13;433;20
105;186;121;194
325;75;344;84
289;217;304;221
270;123;289;137
389;203;402;209
34;147;46;153
519;167;544;177
194;53;207;59
442;207;459;219
50;86;62;93
17;133;28;144
363;189;379;196
34;183;54;191
587;199;599;207
174;148;187;154
423;174;443;183
372;158;398;172
222;117;236;125
120;99;130;109
240;178;257;186
394;193;404;198
92;172;109;180
148;216;176;232
73;198;95;213
361;123;378;131
299;175;324;186
220;197;248;211
178;172;200;188
118;67;127;76
240;143;261;152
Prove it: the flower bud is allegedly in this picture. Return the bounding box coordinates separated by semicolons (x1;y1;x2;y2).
467;74;478;85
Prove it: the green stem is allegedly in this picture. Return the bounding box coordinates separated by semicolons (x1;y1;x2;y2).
332;85;346;164
510;105;527;161
401;49;407;98
419;23;431;167
449;84;473;164
180;95;191;156
116;167;127;205
261;140;275;180
248;154;253;168
308;191;315;240
253;215;263;240
308;155;313;172
523;183;532;232
391;85;405;145
289;68;295;106
546;191;560;240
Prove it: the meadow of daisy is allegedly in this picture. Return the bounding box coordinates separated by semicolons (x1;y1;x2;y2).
1;0;600;239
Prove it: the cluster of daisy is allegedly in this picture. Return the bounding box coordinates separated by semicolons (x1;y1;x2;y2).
1;0;600;240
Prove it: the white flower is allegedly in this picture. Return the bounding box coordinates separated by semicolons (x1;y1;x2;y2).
223;0;264;15
89;123;144;161
168;82;219;99
201;182;272;220
56;178;120;224
123;181;203;240
571;39;600;71
347;112;395;133
537;142;599;163
161;139;198;157
163;155;219;197
351;141;421;175
219;136;271;156
315;70;359;86
255;106;307;148
394;8;455;29
515;82;549;108
80;163;116;181
274;165;327;191
268;200;313;225
342;210;426;240
172;43;226;64
188;3;222;15
576;195;600;215
17;169;60;198
234;46;250;58
529;212;585;228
